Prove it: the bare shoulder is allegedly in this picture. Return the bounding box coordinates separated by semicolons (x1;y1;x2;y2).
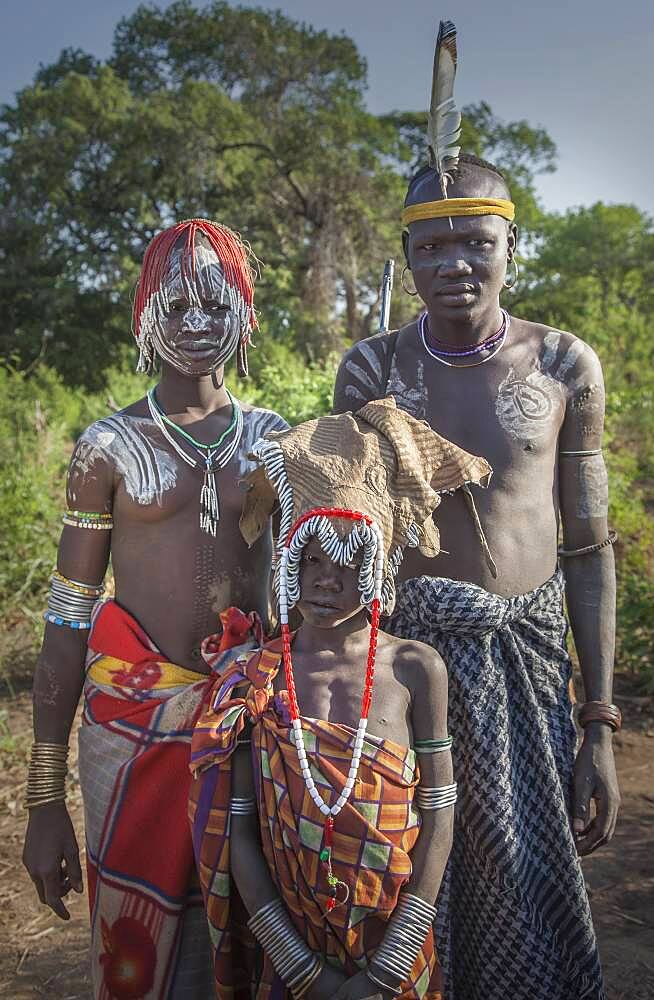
239;403;289;434
67;398;154;507
333;330;401;411
512;316;603;391
73;397;150;467
236;405;289;474
379;630;447;697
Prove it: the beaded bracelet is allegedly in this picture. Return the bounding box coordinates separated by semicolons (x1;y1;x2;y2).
62;509;113;530
558;530;617;559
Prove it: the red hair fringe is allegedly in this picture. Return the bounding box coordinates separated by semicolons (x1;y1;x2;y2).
133;219;258;341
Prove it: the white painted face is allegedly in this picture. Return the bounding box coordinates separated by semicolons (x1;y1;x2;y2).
140;244;249;376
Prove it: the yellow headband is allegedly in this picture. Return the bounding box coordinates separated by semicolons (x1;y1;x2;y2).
402;197;515;226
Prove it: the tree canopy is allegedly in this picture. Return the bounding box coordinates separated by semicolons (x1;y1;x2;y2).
2;0;557;383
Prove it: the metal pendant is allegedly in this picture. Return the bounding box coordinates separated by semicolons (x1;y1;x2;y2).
199;460;220;537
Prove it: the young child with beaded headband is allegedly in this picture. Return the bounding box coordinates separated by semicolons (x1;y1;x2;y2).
189;397;491;999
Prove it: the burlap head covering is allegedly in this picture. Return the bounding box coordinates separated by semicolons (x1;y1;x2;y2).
240;397;491;562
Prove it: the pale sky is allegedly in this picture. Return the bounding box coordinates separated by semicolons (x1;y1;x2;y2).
1;0;652;214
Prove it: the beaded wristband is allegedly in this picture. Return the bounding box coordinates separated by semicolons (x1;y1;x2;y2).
578;700;622;732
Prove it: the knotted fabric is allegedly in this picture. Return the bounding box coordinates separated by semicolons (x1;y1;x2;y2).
387;571;605;1000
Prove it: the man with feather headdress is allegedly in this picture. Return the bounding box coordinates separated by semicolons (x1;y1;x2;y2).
334;20;616;1000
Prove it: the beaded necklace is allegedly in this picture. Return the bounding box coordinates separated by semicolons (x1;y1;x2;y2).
278;507;385;911
420;309;510;367
146;388;243;536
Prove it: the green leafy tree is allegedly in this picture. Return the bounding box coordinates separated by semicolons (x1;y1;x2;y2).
1;0;562;381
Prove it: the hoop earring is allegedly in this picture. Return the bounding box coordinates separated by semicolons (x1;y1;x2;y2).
401;265;418;296
504;256;519;289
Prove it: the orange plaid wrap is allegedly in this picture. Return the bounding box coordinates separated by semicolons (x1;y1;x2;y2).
189;637;442;999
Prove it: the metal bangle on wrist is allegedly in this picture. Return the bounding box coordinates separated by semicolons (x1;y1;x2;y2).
25;742;69;809
369;891;437;991
247;898;322;996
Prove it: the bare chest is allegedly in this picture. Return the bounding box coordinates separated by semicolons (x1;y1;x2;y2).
77;412;266;525
387;342;567;475
277;653;411;745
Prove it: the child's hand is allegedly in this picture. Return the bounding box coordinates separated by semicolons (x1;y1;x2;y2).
306;963;348;999
333;968;396;999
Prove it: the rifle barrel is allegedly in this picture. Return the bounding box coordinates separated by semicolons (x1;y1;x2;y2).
378;258;395;333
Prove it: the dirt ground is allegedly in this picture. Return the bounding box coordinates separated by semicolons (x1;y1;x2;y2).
0;677;652;1000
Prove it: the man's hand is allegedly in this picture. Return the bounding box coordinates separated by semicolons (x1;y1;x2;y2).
573;726;620;856
306;962;348;1000
23;801;83;919
334;969;396;1000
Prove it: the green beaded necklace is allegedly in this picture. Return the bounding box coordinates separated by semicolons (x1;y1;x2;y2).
148;388;238;450
146;387;243;536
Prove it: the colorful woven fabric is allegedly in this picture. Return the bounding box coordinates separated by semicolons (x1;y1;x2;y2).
80;600;262;1000
189;638;442;1000
387;571;605;1000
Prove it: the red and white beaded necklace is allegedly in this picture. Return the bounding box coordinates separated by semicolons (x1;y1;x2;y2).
278;506;385;910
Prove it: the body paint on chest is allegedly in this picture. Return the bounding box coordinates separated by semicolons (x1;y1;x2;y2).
74;416;178;506
496;367;564;443
387;356;427;420
236;409;289;477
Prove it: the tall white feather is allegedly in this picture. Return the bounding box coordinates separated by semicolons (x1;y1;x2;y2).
427;20;461;199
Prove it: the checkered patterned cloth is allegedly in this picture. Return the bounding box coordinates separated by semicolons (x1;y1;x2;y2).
387;571;605;1000
189;638;443;999
80;601;261;1000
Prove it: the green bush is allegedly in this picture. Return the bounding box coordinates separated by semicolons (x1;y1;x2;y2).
1;340;652;689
